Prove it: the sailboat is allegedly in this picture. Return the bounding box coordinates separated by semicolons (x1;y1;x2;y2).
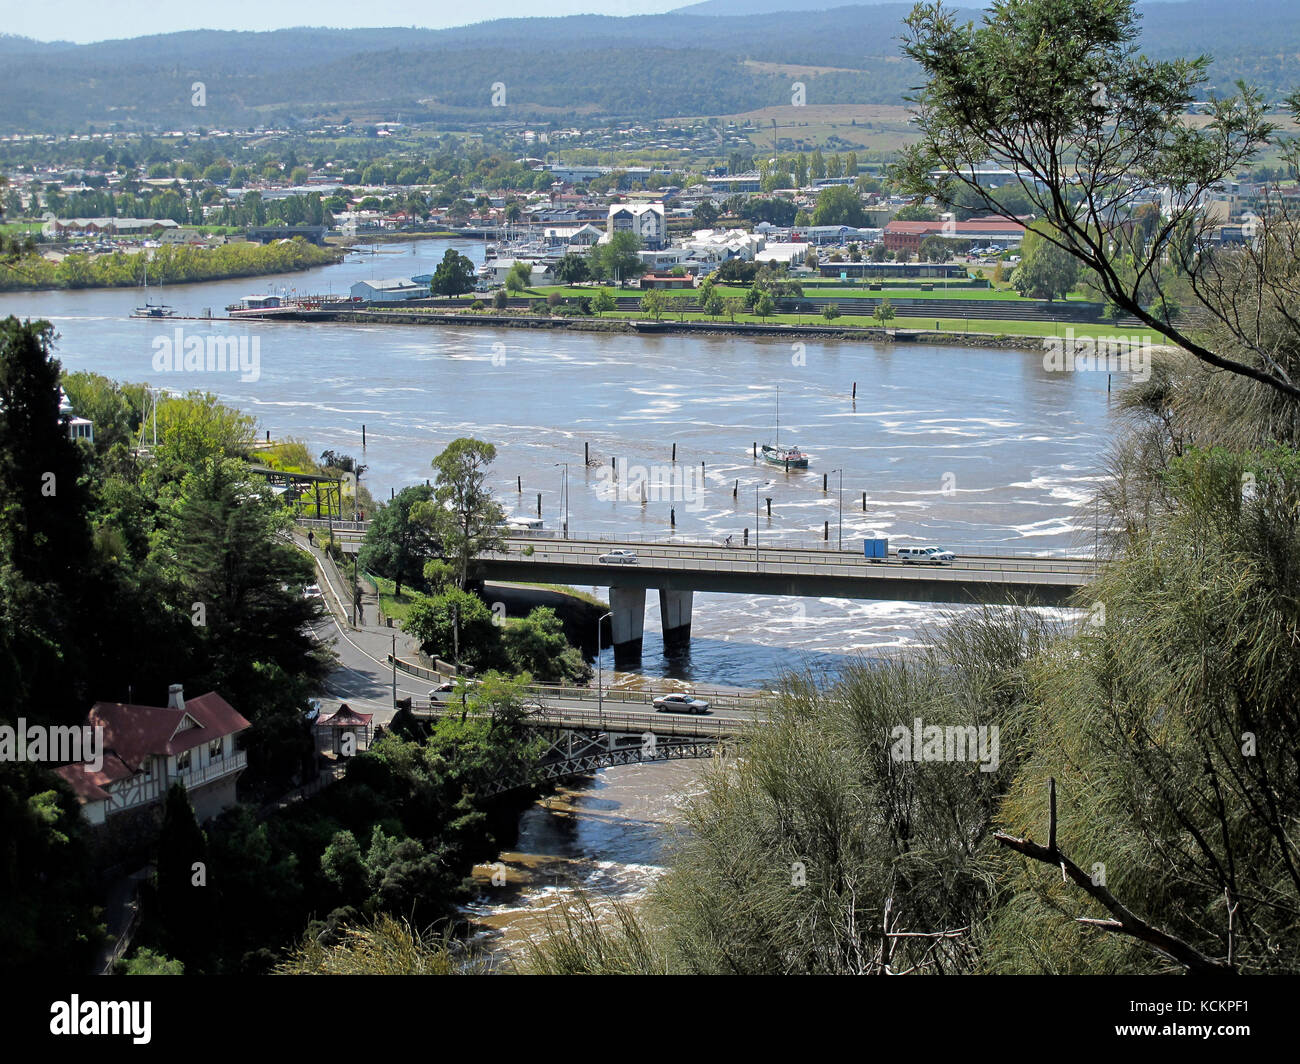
131;253;176;318
760;389;810;469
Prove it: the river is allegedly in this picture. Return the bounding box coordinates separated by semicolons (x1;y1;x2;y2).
2;237;1115;689
3;239;1121;952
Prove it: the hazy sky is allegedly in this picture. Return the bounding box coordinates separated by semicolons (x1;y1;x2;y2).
7;1;687;45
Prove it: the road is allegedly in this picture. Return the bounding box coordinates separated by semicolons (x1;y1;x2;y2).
296;532;768;732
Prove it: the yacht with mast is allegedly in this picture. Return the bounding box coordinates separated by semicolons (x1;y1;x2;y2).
131;254;176;318
760;389;809;469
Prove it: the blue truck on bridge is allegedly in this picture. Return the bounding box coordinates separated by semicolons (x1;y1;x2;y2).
863;537;889;562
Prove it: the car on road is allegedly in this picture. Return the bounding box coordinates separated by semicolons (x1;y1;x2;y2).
653;693;711;714
598;549;639;564
520;700;545;715
303;583;322;597
897;546;957;565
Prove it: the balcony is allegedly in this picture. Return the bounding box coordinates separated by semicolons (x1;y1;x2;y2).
177;749;248;788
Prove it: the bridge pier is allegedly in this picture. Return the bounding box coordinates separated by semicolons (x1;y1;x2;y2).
609;586;645;666
658;588;693;656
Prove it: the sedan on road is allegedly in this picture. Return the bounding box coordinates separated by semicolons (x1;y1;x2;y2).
598;549;639;564
653;693;711;714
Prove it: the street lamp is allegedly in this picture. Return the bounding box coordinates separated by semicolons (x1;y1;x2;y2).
596;610;612;728
554;462;569;539
755;479;771;566
830;467;844;551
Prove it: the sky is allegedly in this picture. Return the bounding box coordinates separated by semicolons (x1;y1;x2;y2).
4;0;687;45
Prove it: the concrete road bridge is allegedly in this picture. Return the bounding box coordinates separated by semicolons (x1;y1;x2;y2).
299;519;1094;665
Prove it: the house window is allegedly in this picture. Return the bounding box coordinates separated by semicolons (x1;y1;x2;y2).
176;750;191;772
209;738;224;761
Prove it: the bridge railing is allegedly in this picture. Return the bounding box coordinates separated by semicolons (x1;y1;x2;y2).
528;531;1095;561
483;545;1092;578
298;517;368;533
293;516;1097;565
409;699;748;738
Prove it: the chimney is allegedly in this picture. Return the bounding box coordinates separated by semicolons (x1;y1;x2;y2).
167;684;185;711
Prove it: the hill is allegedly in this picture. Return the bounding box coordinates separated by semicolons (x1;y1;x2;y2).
0;1;1295;132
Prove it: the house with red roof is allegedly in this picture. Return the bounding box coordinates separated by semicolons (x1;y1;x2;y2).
55;684;251;826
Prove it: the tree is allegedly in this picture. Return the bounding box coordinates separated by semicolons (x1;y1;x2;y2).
592;288;616;317
639;289;665;320
894;204;938;222
754;292;776;320
705;293;724;319
692;201;719;228
822;302;841;321
421;438;506;590
1012;223;1081;301
811;185;865;228
430;248;475;297
152;783;212;970
724;297;744;323
872;296;895;325
501;606;590;681
358;483;438;597
896;0;1300;401
592;231;643;285
504;261;532;293
696;275;715;312
155;456;330;744
553;252;590;285
404;587;502;672
492;288;509;311
0;318;95;718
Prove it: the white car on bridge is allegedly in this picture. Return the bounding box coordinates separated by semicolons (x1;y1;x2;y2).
897;546;957;565
598;549;639;564
653;693;711;714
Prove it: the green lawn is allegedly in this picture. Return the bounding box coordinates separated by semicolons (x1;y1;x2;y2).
591;308;1148;339
522;282;1094;303
392;300;1150;341
366;573;428;622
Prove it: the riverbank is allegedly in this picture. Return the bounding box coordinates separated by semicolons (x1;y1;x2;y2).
256;306;1117;352
0;239;345;293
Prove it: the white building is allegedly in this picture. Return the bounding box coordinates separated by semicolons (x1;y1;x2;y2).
607;203;667;250
349;278;428;302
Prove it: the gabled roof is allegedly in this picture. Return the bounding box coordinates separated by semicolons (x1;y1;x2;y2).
53;691;249;803
319;703;373;726
86;692;250;772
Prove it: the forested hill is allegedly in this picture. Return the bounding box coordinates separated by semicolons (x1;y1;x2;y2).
1;0;1295;132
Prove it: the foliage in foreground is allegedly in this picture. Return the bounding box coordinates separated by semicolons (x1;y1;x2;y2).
276;914;474;975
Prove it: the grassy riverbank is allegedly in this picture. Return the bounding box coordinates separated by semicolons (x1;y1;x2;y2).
372;304;1152;347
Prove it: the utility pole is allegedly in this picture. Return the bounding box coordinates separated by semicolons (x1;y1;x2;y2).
597;610;612;729
391;633;397;709
554;462;569;538
831;468;844;551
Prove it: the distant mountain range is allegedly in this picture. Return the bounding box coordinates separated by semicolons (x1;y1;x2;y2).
673;0;914;13
0;1;1294;133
